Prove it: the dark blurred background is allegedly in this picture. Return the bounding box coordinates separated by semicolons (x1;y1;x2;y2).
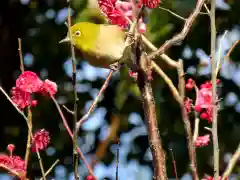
0;0;239;179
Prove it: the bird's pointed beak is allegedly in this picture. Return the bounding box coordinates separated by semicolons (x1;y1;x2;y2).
59;36;70;44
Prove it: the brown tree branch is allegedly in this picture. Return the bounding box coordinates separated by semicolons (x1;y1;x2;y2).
136;49;167;179
148;0;206;60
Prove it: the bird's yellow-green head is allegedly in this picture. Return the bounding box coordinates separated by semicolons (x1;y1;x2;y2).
59;22;127;68
59;22;100;52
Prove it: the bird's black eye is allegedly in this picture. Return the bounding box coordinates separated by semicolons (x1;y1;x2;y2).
75;31;81;36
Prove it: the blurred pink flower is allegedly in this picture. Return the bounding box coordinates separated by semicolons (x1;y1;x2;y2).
41;79;57;96
98;0;129;28
11;87;32;110
11;71;57;110
194;81;220;123
16;71;43;93
98;0;147;32
0;145;26;179
184;98;193;113
195;134;210;147
86;175;95;180
32;129;50;152
138;0;161;9
186;78;195;90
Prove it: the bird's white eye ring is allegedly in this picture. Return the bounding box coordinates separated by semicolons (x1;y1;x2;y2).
75;31;81;36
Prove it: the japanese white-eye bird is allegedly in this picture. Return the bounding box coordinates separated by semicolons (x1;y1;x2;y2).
59;22;131;69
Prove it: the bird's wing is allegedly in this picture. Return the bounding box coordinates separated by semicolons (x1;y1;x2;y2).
95;25;126;61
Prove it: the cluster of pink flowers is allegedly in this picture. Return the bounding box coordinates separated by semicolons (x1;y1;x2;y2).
98;0;160;31
0;132;50;178
10;71;52;150
185;78;220;123
0;144;26;179
11;71;57;110
185;78;221;148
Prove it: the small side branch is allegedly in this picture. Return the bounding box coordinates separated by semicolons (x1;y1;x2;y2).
152;62;181;103
148;0;206;60
76;70;114;131
177;59;198;180
222;144;240;179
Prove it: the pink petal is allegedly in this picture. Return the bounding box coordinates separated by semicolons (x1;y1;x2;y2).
40;79;57;96
11;87;32;110
16;71;43;93
32;129;50;152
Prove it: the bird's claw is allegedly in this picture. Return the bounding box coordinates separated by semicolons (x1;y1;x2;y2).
125;32;136;46
125;32;134;38
109;62;123;71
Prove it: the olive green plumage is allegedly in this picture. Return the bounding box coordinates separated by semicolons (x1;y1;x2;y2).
60;22;129;68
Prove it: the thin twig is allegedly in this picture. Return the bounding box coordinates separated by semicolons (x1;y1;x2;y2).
204;3;210;15
116;141;120;180
199;12;209;15
224;40;240;60
35;148;46;180
169;149;178;180
24;108;32;171
0;164;23;179
216;30;228;76
193;117;200;142
50;95;96;179
62;105;75;115
152;62;181;103
177;59;198;180
18;38;24;73
204;127;212;132
193;85;200;143
0;87;29;125
148;0;206;60
76;70;114;131
142;34;179;68
210;0;219;179
158;6;186;21
222;144;240;180
40;159;60;180
66;0;79;179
